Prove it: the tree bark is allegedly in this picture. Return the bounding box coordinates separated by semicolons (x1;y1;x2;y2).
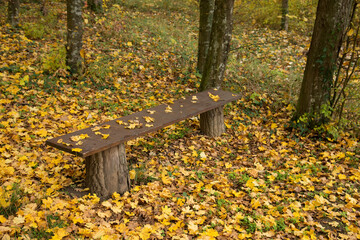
199;0;234;137
7;0;20;27
88;0;102;13
294;0;355;126
85;144;130;199
66;0;84;75
197;0;214;74
280;0;288;31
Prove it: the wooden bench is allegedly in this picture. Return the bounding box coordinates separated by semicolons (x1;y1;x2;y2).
46;89;240;199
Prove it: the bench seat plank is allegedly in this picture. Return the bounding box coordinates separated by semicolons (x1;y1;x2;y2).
46;89;240;157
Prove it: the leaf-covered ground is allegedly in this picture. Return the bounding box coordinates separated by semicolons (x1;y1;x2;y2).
1;2;360;240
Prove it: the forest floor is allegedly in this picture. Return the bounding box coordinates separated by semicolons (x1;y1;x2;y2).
0;1;360;239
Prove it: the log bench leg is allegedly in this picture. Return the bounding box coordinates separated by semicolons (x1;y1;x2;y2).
85;143;130;199
200;106;225;137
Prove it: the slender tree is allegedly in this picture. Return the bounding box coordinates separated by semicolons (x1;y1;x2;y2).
197;0;214;74
199;0;235;137
294;0;356;126
88;0;102;13
280;0;288;31
66;0;84;75
7;0;20;26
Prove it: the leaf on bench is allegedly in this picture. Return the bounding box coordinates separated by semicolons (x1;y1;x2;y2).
143;116;155;123
57;138;71;146
102;134;109;139
92;126;101;131
145;124;154;128
191;96;198;103
71;148;82;152
70;134;89;142
208;92;220;102
165;105;172;113
116;120;125;125
147;110;156;114
125;120;143;129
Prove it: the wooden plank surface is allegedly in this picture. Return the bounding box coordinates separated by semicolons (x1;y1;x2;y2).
46;89;240;157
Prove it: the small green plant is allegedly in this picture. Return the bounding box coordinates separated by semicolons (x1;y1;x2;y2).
242;216;257;233
46;214;66;228
132;164;158;185
0;184;24;217
238;173;250;185
196;171;205;180
23;23;46;40
274;218;286;232
42;45;67;73
27;228;54;240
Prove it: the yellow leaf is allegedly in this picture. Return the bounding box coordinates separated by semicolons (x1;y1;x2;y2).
7;85;19;95
71;148;82;152
165;105;173;113
129;169;136;179
139;224;153;240
13;216;25;225
35;129;48;137
143;116;155;123
201;228;219;238
251;199;261;209
271;123;278;129
347;28;354;36
162;205;172;215
92;126;101;131
127;42;132;46
188;221;198;234
102;134;109;139
338;174;346;180
147;110;156;114
0;215;7;223
208;92;220;102
145;124;154;128
80;49;85;59
161;174;171;185
102;125;111;129
50;228;69;240
20;75;29;86
258;146;266;151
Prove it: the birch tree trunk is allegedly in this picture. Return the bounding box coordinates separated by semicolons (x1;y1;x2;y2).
199;0;235;137
7;0;20;27
66;0;84;75
294;0;355;126
197;0;214;74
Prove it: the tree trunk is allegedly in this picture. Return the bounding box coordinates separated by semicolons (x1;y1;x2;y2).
88;0;102;13
85;144;130;199
280;0;288;31
66;0;84;75
7;0;20;27
294;0;355;126
199;0;234;137
40;0;48;16
197;0;214;74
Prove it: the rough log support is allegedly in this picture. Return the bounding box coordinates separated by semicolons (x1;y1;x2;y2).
85;144;130;199
200;107;225;137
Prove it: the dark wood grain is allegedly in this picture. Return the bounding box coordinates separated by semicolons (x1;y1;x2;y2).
46;89;240;157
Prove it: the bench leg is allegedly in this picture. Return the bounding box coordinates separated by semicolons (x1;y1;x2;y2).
85;143;130;199
200;106;225;137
